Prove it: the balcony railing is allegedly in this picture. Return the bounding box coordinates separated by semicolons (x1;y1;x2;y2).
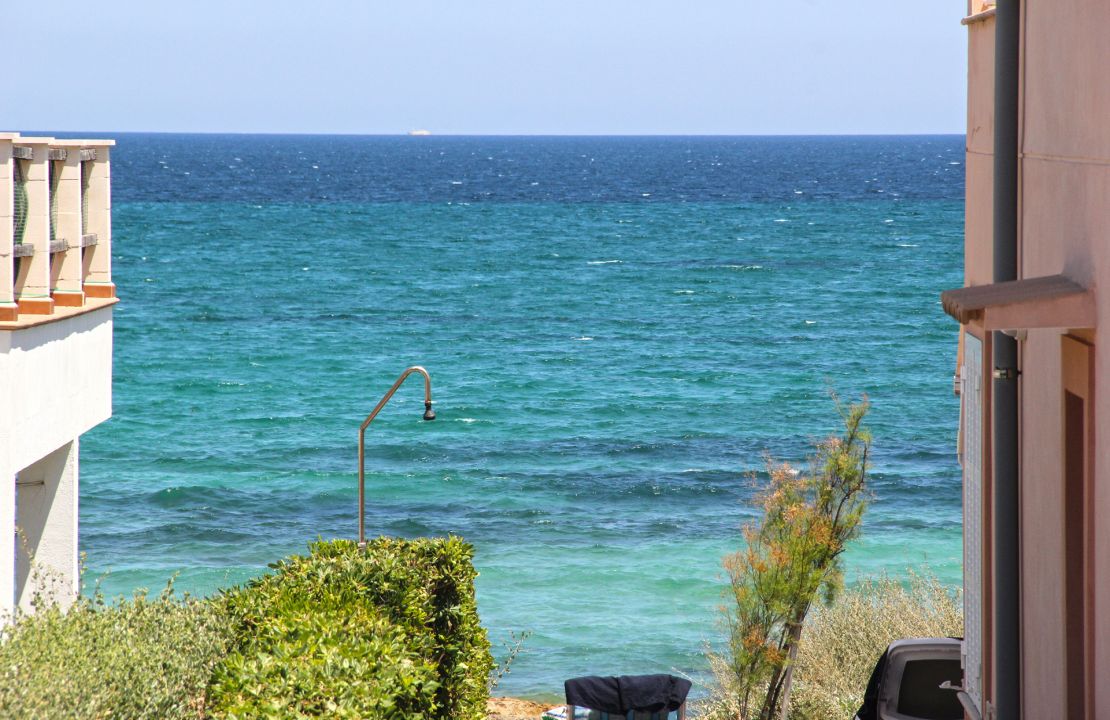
1;133;115;323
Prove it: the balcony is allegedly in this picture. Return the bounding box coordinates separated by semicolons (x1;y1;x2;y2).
1;132;117;614
1;133;116;326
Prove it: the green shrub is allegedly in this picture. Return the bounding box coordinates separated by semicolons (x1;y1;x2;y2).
0;583;232;720
209;537;493;720
698;573;963;720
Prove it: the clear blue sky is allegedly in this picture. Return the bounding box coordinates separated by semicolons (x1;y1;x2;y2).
10;1;967;135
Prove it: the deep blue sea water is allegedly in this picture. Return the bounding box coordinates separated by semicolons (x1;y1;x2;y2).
64;134;964;699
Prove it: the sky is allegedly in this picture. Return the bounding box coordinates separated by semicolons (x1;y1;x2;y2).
8;1;968;135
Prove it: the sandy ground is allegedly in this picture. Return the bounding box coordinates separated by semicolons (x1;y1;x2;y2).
488;696;552;719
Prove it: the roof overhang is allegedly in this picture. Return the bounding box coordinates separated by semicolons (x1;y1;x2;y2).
940;274;1095;330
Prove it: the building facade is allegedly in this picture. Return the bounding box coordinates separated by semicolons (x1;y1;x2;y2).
944;2;1107;718
0;133;115;616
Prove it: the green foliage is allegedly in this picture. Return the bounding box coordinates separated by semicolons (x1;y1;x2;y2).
0;581;232;720
0;537;491;720
719;398;871;719
699;573;963;720
208;537;493;720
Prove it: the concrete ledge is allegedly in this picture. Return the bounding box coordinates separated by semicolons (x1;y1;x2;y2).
941;274;1095;330
49;139;115;148
962;7;996;25
2;297;117;330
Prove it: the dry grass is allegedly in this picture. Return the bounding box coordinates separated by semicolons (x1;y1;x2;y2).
698;573;963;720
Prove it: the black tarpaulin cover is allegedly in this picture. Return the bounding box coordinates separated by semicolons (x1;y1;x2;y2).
565;674;692;714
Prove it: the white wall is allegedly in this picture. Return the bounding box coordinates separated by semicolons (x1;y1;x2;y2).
0;306;113;614
15;440;78;611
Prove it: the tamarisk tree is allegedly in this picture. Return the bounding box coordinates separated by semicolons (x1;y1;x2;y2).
722;399;870;720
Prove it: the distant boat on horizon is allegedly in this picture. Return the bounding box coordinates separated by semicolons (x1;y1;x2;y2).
408;129;432;136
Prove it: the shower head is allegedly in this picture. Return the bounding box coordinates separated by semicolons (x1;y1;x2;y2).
358;365;436;546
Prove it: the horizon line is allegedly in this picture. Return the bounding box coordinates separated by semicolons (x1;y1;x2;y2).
24;129;967;139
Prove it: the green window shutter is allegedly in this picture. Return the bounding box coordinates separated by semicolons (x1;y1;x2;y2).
81;161;91;235
49;161;59;243
13;159;28;245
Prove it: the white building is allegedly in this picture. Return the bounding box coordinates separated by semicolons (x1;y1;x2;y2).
0;133;115;616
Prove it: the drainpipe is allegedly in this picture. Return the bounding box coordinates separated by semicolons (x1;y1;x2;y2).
992;0;1021;718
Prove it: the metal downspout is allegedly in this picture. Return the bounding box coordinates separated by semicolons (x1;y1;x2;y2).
992;0;1021;718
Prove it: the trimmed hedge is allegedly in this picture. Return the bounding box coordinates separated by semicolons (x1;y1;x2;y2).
208;537;493;720
0;537;490;719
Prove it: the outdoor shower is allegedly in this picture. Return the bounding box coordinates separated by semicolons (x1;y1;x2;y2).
357;366;435;549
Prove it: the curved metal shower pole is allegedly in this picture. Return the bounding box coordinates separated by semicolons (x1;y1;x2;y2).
358;366;435;549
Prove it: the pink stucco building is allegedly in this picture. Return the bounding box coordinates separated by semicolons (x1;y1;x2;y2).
942;2;1107;718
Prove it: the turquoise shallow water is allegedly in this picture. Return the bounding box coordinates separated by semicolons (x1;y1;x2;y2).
76;135;964;699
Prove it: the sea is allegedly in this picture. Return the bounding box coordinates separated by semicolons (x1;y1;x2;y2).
63;133;964;699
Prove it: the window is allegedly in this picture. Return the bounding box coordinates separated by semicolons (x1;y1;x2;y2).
897;658;965;719
1062;335;1091;720
961;331;984;712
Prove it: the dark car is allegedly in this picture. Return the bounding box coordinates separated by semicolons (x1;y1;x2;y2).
854;638;967;720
